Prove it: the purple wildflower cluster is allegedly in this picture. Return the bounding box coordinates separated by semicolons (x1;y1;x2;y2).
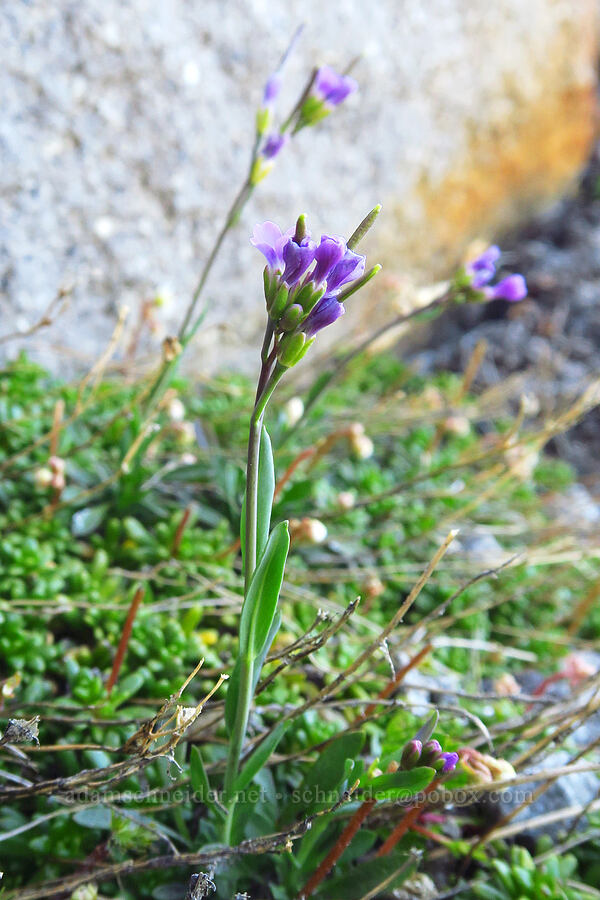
400;737;459;775
251;215;378;367
252;64;357;184
465;245;527;302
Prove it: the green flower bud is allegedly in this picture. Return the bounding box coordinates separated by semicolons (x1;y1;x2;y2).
279;304;304;331
294;213;308;243
268;284;290;320
293;282;325;313
278;332;307;367
400;739;422;770
256;107;271;136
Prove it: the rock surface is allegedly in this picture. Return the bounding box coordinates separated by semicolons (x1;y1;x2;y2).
409;144;600;481
1;1;597;373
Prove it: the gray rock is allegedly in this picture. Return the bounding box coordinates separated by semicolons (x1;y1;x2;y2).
0;0;597;375
497;749;600;841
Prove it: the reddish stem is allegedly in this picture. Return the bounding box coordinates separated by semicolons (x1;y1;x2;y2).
375;778;441;857
300;798;376;898
274;447;316;500
171;506;192;558
106;586;145;696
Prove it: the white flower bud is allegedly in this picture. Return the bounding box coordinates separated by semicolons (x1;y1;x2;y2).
283;396;304;427
444;415;470;437
352;434;374;459
34;467;53;488
289;517;328;544
167;398;186;422
494;673;520;696
337;490;356;510
175;421;196;446
49;455;65;474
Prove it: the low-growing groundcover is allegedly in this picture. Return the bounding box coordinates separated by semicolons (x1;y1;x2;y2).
0;349;599;899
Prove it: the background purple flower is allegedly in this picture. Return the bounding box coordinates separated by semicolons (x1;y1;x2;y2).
262;73;282;107
484;274;527;302
440;751;459;774
467;245;500;288
313;65;358;106
261;132;289;160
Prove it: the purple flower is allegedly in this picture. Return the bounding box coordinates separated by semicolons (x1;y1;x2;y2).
326;247;366;293
261;132;289;160
251;221;293;272
304;295;345;337
312;236;346;285
313;65;358;106
440;751;459;774
484;274;527;302
466;245;500;289
281;236;317;287
262;73;282;107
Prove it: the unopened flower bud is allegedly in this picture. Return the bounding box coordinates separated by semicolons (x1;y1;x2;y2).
278;332;308;368
167;398;186;422
563;653;596;685
494;673;520;696
363;574;385;601
352;434;374;459
279;304;304;332
49;456;65;475
268;283;290;319
420;740;442;767
34;467;53;488
437;751;459;774
283;397;304;427
174;421;196;446
72;885;99;900
401;739;422;770
289;517;328;544
337;490;356;510
444;415;470;437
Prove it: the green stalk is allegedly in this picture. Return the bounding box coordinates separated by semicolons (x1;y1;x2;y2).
222;362;285;841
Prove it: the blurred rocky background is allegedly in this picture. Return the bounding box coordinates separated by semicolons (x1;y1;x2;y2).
1;1;598;374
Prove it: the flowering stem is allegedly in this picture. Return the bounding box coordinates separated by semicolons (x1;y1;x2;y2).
222;361;285;841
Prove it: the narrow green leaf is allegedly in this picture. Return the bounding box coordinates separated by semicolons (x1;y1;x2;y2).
313;850;415;900
190;746;211;804
238;520;289;658
224;598;281;737
224;656;243;737
282;731;365;821
233;720;288;793
240;425;275;570
367;766;435;801
414;710;439;744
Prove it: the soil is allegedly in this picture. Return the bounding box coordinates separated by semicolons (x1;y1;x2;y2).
408;146;600;484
